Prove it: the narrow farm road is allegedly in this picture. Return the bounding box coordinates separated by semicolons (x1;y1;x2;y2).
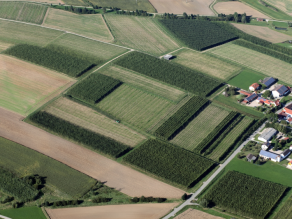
163;121;267;219
0;215;11;219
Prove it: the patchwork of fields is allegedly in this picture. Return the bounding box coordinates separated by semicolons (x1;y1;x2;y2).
209;43;292;85
44;97;146;147
104;14;180;55
43;9;113;42
265;0;292;15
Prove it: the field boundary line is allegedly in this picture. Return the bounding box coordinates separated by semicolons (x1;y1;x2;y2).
159;47;185;58
41;6;50;26
100;14;114;42
42;207;51;219
16;3;25;21
43;32;66;47
209;0;218;16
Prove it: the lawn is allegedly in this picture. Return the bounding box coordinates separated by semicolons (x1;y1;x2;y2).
43;9;113;42
273;21;289;28
98;65;186;102
227;69;264;90
104;14;180;55
96;84;175;131
0;207;46;219
171;48;241;81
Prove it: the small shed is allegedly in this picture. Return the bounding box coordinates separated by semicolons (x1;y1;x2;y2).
257;18;265;21
163;54;173;60
246;154;256;162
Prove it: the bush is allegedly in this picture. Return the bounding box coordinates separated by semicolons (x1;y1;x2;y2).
181;193;188;200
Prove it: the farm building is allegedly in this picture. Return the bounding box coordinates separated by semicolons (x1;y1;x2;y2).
256;97;276;106
258;128;277;142
262;77;276;87
246;154;256;162
257;18;265;21
272;85;290;98
249;83;260;91
261;142;271;151
239;90;252;96
259;150;281;162
281;149;291;159
243;93;258;104
163;54;173;60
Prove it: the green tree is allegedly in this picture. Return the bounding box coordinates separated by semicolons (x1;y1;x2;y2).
199;199;209;208
274;141;278;151
183;12;188;19
181;193;188;200
102;7;106;14
241;13;246;23
234;12;238;22
262;90;272;98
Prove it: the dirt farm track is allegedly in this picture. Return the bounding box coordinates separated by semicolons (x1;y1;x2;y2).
0;107;184;198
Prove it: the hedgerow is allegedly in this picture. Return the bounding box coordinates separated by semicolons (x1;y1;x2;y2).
115;52;221;96
159;20;237;51
67;74;122;104
123;139;215;188
203;171;287;219
194;111;239;154
4;44;94;77
0;167;39;202
29;111;131;158
154;96;209;140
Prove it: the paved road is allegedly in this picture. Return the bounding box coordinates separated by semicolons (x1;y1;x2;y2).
163;121;267;219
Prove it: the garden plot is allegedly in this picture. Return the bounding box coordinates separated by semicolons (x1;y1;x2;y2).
232;23;291;43
96;84;175;131
170;104;230;151
209;43;292;85
43;9;113;42
98;65;186;102
104;14;180;55
0;54;74;115
44;97;146;147
172;48;241;80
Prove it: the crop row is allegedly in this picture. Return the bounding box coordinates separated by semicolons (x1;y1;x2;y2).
154;96;209;140
274;199;292;219
159;20;237;51
67;73;122;104
194;111;239;154
115;51;220;96
203;171;287;218
0;167;39;202
4;44;94;77
123;139;215;188
29;111;131;158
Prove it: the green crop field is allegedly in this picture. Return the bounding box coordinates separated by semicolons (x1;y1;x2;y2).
0;2;48;24
209;43;292;86
98;65;186;102
0;20;63;46
104;14;180;55
227;69;264;90
43;9;113;42
0;137;96;198
172;49;241;81
0;207;46;219
273;21;289;28
266;0;292;15
170;104;230;151
96;84;175;131
44;97;146;146
207;117;253;161
48;33;128;61
61;0;87;6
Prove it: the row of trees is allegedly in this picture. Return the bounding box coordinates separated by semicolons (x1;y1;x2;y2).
130;196;166;203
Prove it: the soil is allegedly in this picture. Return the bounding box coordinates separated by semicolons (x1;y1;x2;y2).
0;107;184;198
174;208;223;219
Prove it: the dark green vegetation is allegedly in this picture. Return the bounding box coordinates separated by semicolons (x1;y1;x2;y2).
194;112;239;154
203;171;287;219
159;20;237;51
0;207;47;219
0;167;38;202
0;137;96;198
227;69;263;90
154;96;209;140
123;139;215;188
29;111;131;158
67;74;122;104
115;52;221;96
4;44;94;77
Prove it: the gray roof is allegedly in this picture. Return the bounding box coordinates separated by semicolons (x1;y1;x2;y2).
247;154;256;160
163;54;173;60
282;149;291;157
259;128;277;141
273;85;289;95
245;93;258;102
259;150;279;160
262;77;276;87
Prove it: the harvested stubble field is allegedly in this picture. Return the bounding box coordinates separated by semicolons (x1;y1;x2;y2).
43;9;113;42
0;20;63;46
97;84;175;131
0;54;74;115
104;14;180;55
99;65;186;102
49;33;128;61
170;104;230;151
214;2;269;18
231;23;291;43
265;0;292;15
172;49;241;81
46;203;179;219
0;2;48;24
207;117;252;161
45;97;146;147
0;40;13;52
209;43;292;85
0;107;184;198
174;208;223;219
149;0;214;15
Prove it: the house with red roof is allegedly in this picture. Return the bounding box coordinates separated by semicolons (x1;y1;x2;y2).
249;83;260;91
283;103;292;116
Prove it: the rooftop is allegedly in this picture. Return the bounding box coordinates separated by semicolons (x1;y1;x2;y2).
273;85;289;95
245;93;258;102
250;83;260;89
262;77;276;87
163;54;173;59
285;103;292;111
259;150;279;160
247;154;256;160
259;128;277;141
240;90;252;97
282;149;291;157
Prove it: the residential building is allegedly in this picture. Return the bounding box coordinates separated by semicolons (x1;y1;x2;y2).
262;77;276;88
258;128;277;142
257;97;276;107
249;83;260;91
239;90;252;96
246;154;256;162
259;150;281;162
283;103;292;116
272;85;290;98
281;149;291;159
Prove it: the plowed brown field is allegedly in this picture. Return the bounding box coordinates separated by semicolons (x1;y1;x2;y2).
174;208;223;219
46;203;178;219
0;107;184;198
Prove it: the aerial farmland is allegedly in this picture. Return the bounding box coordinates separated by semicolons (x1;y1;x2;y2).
1;0;292;219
